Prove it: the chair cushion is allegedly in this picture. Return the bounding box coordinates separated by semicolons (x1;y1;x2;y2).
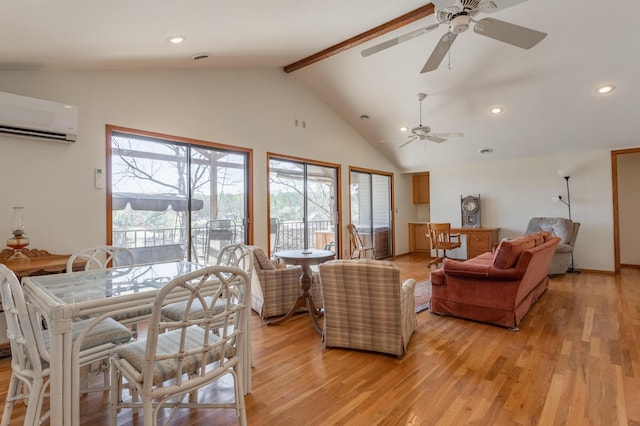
115;326;234;385
253;248;275;270
492;234;537;269
41;317;132;351
161;296;226;321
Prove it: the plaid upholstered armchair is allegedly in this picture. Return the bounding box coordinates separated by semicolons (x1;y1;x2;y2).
318;259;417;357
249;247;323;319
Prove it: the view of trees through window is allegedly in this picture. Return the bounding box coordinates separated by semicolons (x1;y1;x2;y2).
268;157;339;256
109;129;249;264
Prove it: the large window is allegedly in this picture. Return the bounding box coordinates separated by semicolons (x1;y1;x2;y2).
349;168;393;259
107;126;251;264
268;155;340;257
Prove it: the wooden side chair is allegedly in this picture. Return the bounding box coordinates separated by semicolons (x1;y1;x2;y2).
347;224;375;259
427;223;461;267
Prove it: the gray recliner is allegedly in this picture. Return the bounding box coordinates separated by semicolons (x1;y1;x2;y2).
525;217;580;275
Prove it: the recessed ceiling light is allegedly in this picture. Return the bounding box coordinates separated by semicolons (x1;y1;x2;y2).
479;148;493;155
360;114;370;120
193;54;209;61
400;126;408;132
596;84;615;94
490;107;504;114
168;36;186;44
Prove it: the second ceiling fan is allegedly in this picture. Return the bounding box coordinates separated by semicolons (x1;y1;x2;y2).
399;93;463;148
362;0;547;74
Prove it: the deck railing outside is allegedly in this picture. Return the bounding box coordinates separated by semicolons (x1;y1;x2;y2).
113;219;335;262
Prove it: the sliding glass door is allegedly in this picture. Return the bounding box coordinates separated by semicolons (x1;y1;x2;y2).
349;169;393;259
108;127;250;264
268;156;339;257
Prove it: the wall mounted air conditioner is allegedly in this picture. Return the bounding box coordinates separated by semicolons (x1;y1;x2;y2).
0;91;78;143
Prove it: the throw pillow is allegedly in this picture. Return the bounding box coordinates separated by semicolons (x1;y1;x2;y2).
492;235;537;269
253;248;275;270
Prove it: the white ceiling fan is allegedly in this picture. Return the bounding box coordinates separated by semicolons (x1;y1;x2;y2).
399;93;463;148
362;0;547;74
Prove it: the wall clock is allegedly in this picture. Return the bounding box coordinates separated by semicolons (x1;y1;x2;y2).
461;195;481;228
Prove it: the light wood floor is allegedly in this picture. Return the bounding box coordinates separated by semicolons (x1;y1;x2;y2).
1;253;639;425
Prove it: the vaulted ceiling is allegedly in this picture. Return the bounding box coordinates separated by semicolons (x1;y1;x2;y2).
2;0;638;171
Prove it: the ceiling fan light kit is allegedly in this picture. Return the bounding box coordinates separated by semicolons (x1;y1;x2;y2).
362;0;547;74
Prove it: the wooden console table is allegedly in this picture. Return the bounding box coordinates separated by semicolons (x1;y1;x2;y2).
451;227;500;259
0;248;85;348
0;248;83;280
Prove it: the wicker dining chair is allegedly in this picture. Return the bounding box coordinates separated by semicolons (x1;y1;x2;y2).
66;245;136;272
0;264;132;425
110;265;250;426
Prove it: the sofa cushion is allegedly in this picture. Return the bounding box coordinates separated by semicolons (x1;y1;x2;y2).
492;234;537;269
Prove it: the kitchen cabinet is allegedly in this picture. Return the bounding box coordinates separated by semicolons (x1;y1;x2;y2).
409;223;431;253
412;172;430;204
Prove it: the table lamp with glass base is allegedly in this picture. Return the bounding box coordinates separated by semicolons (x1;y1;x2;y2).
6;206;30;263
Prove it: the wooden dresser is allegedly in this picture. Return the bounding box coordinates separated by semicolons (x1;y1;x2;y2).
451;227;500;259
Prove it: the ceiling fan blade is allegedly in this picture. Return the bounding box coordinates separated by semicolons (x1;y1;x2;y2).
398;137;418;148
425;135;447;143
430;132;464;138
474;17;547;49
478;0;529;14
420;32;457;73
361;23;441;57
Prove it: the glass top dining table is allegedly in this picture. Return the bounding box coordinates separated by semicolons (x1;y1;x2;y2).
22;260;252;425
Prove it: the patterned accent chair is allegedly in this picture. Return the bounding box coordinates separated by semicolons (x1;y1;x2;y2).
318;259;416;357
249;247;323;319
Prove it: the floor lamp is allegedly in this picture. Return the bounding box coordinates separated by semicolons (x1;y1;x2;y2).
554;170;579;273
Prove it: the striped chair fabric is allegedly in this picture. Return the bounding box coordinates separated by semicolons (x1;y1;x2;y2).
318;259;417;357
249;247;324;319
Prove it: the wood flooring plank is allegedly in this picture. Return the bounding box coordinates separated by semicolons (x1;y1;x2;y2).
1;255;639;425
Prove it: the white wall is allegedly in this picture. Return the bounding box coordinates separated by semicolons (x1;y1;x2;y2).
429;150;615;272
0;70;626;272
0;69;410;258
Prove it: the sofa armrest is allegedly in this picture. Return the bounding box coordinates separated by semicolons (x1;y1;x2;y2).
400;278;416;309
400;278;417;349
258;264;302;283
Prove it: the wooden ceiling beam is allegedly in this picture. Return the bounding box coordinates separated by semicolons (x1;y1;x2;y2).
283;3;435;73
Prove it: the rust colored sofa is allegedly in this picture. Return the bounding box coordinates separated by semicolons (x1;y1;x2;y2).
429;232;560;330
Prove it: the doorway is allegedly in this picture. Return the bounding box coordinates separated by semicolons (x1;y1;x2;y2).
611;147;640;273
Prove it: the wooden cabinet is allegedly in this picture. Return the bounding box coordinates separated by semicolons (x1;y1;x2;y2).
451;228;500;259
409;223;431;253
412;173;430;204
